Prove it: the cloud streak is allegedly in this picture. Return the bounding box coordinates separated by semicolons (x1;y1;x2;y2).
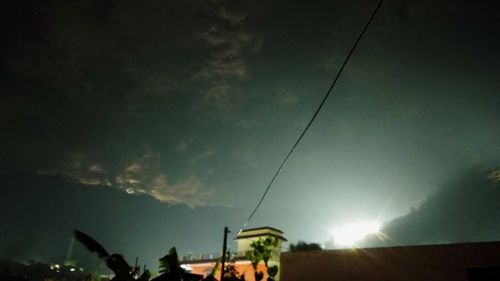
112;153;221;207
192;1;257;112
39;149;222;208
149;174;217;208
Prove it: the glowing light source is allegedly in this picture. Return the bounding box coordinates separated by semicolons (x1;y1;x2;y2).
333;221;380;247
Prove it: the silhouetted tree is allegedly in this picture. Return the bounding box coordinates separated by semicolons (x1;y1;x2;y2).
246;236;278;281
289;241;322;252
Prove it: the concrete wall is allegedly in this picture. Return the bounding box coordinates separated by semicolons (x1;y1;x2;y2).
280;241;500;281
186;260;269;281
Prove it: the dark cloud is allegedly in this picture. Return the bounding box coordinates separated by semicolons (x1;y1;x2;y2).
362;166;500;247
0;0;259;206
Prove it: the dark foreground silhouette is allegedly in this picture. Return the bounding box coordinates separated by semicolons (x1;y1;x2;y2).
74;230;204;281
73;230;279;281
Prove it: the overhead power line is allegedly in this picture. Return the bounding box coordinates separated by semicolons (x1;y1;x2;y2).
238;0;385;234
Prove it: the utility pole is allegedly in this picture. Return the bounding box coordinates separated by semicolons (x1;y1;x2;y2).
220;226;229;281
134;256;139;277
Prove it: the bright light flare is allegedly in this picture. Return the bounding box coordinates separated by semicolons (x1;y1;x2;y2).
333;221;380;247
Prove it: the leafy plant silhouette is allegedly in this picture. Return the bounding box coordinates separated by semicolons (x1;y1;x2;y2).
221;252;245;281
245;236;279;281
73;230;151;281
74;230;285;281
74;230;230;281
151;247;204;281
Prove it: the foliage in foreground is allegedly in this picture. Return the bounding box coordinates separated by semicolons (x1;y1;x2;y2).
74;231;281;281
74;230;151;281
245;236;279;281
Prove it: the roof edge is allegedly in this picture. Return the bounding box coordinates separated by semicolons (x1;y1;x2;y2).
239;226;284;234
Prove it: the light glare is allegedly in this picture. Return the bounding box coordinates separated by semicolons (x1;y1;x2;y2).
333;221;380;247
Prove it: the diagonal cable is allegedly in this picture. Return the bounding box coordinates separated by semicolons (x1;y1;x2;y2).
238;0;385;235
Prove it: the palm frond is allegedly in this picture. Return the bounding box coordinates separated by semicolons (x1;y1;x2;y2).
73;230;110;259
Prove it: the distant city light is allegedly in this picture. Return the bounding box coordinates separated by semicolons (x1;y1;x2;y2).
50;264;61;272
332;221;381;247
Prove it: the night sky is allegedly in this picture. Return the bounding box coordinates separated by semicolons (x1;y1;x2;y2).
1;0;499;272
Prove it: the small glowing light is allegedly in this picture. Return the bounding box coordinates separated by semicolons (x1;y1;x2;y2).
333;221;380;247
180;264;193;272
51;264;61;272
70;268;76;272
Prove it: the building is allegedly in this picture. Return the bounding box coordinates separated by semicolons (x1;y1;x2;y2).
281;241;500;281
181;227;287;281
